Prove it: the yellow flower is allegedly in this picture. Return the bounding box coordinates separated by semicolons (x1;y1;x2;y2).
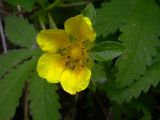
37;14;96;95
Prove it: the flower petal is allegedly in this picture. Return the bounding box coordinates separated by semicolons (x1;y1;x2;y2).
60;67;91;95
37;29;69;53
76;67;91;92
64;14;96;42
37;53;65;83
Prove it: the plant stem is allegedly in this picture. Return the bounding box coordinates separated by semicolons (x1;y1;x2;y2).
46;0;61;11
0;16;7;53
17;5;23;17
24;83;29;120
58;1;89;8
63;94;79;120
16;6;30;120
94;93;108;119
29;1;90;19
39;14;46;30
48;13;57;29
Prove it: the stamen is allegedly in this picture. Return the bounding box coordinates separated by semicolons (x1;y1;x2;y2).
87;59;89;62
67;56;70;59
81;64;84;68
75;59;79;62
73;65;75;70
65;61;69;66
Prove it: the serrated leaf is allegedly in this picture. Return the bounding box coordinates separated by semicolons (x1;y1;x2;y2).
106;60;160;104
81;3;96;23
5;16;37;48
90;41;125;61
95;0;160;87
95;0;135;36
116;0;160;87
29;73;61;120
0;59;36;120
0;49;41;77
7;0;36;11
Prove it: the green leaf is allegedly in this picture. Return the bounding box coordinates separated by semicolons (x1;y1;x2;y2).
116;0;160;87
0;59;36;120
29;73;61;120
129;98;152;120
134;103;151;120
95;0;135;36
5;16;37;48
95;0;160;87
91;62;107;84
112;98;152;120
106;60;160;104
7;0;36;11
90;41;125;61
0;49;41;77
88;80;96;93
65;0;82;2
81;3;96;23
89;62;107;92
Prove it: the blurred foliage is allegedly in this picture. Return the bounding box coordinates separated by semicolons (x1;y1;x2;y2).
0;0;160;120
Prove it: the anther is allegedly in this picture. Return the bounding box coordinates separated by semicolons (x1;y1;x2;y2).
73;65;75;70
65;61;70;66
81;65;84;67
75;59;79;62
67;56;70;59
87;59;89;62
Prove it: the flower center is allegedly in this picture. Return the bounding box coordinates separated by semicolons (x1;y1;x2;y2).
62;43;88;69
69;45;83;60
